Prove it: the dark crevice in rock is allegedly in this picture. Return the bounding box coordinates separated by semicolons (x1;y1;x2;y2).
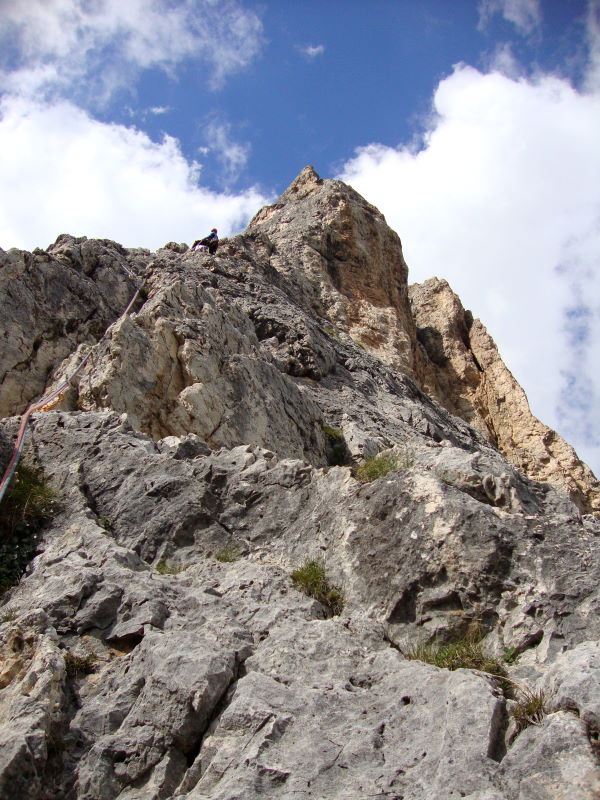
587;728;600;764
487;699;509;763
76;469;101;519
105;630;145;651
40;659;91;800
181;650;252;788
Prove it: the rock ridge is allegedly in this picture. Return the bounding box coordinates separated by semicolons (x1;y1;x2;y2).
0;166;599;799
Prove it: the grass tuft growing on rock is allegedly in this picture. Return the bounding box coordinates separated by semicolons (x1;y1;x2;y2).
511;689;550;733
155;559;185;575
215;543;240;563
321;424;343;439
0;463;56;595
503;646;520;664
354;449;413;482
354;452;399;482
64;651;96;678
290;559;344;615
405;627;510;693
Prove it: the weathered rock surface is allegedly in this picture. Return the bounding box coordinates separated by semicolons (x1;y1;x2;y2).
0;410;598;798
0;425;11;475
0;235;143;419
409;277;600;514
1;167;599;799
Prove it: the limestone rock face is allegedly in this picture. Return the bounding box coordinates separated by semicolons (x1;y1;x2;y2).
249;165;420;378
1;410;599;799
409;278;600;513
248;167;598;512
0;235;143;418
1;167;600;799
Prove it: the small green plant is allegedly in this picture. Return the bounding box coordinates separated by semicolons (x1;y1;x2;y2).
0;463;56;595
215;543;240;563
354;452;398;482
322;325;342;342
511;689;550;733
155;559;185;575
503;646;520;664
290;559;344;615
405;627;510;693
97;516;112;531
322;425;343;439
64;651;96;678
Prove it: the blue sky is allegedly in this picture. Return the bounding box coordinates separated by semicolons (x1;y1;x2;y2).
0;0;599;478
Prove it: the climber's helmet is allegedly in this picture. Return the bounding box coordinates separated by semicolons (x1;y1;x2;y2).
211;228;217;233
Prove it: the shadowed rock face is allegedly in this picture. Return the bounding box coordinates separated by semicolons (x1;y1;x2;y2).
0;168;599;800
0;235;144;419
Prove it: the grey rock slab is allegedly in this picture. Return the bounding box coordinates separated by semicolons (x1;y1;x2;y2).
0;616;66;800
5;409;599;660
498;711;600;799
73;630;238;800
178;620;505;800
541;640;600;729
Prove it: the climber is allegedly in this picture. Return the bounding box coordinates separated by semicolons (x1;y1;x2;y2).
191;228;219;255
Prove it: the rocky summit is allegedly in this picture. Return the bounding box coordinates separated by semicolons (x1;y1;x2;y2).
0;167;599;800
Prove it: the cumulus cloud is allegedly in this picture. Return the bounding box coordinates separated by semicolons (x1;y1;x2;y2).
202;117;250;183
299;44;325;59
339;62;600;475
0;0;265;101
478;0;542;35
0;96;269;251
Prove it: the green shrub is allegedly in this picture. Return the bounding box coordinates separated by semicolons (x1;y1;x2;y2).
290;559;344;615
503;646;520;664
155;559;185;574
64;651;96;678
215;543;240;563
354;449;414;482
321;425;343;439
0;463;56;595
511;689;549;733
405;628;510;693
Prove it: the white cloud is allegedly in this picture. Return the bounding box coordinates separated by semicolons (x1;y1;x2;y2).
299;44;325;59
0;95;269;251
0;0;265;102
339;63;600;476
202;117;250;182
478;0;542;35
484;42;524;78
